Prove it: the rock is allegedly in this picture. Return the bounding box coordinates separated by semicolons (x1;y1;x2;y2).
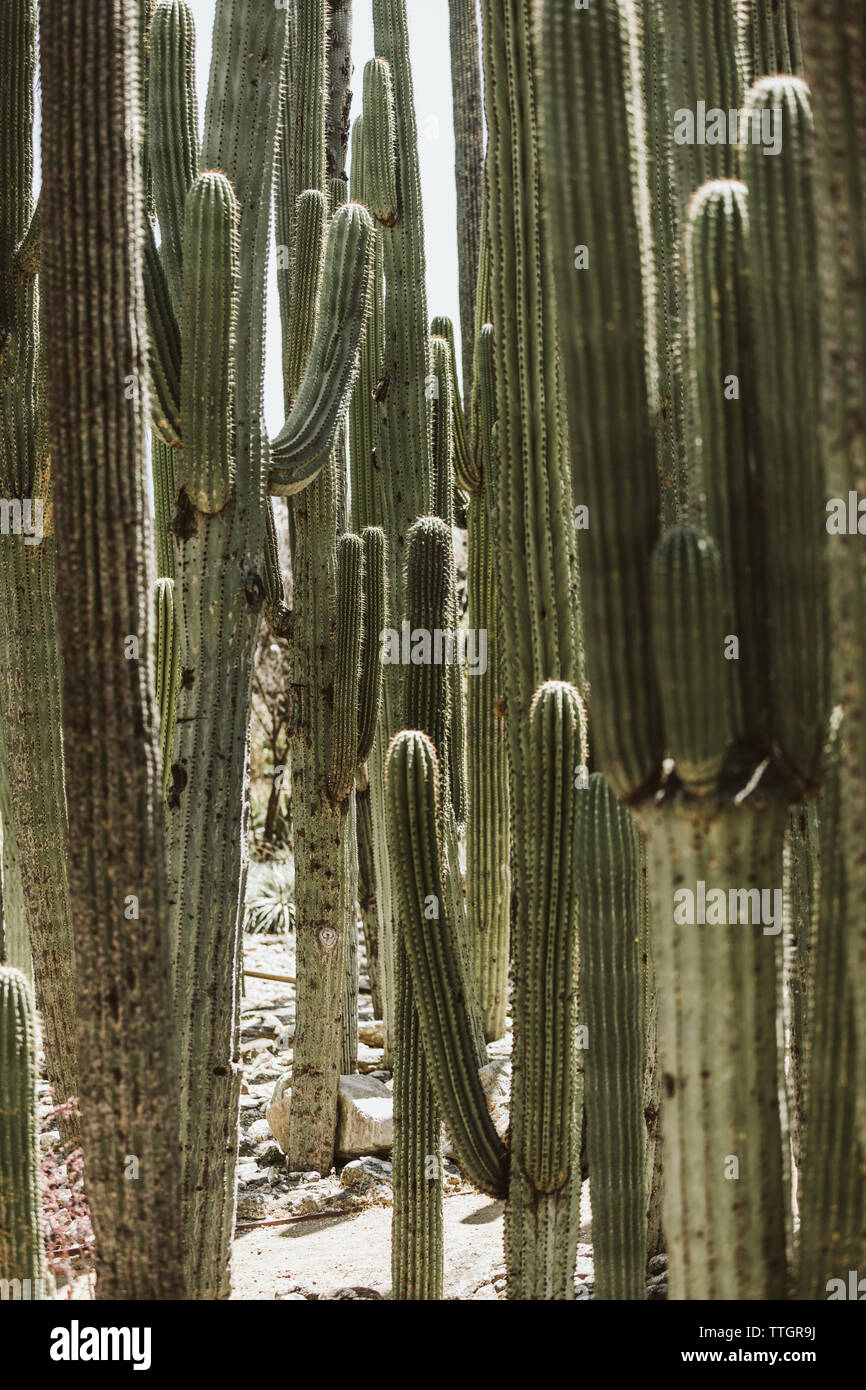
279;1292;307;1301
240;1036;273;1059
356;1042;385;1074
247;1118;273;1144
257;1143;285;1169
336;1074;393;1158
340;1156;393;1187
443;1058;511;1160
265;1074;292;1153
322;1286;386;1300
236;1193;267;1221
647;1253;667;1274
647;1282;668;1300
358;1020;384;1048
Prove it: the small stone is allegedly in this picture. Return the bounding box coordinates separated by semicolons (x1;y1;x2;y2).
335;1074;393;1158
340;1156;393;1187
647;1282;668;1300
266;1074;292;1153
647;1253;667;1274
236;1193;267;1221
247;1118;272;1143
358;1020;385;1049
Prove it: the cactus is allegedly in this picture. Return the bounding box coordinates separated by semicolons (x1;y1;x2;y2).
0;773;30;978
0;0;78;1124
446;0;484;403
273;0;378;1172
799;0;866;1159
39;0;183;1297
154;578;182;802
140;0;374;1290
575;775;646;1300
796;711;866;1297
0;966;44;1296
539;0;831;1298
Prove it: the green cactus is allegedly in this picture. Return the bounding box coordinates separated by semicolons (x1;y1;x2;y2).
738;0;803;85
799;0;866;1160
796;710;865;1297
446;0;484;404
575;775;646;1300
139;0;374;1289
40;0;183;1298
0;966;44;1297
539;0;831;1299
0;0;78;1126
0;773;30;978
154;577;182;802
651;528;729;796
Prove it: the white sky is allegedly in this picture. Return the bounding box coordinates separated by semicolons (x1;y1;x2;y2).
186;0;462;434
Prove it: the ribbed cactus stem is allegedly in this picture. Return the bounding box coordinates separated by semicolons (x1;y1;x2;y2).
798;0;866;1152
642;796;789;1299
575;775;645;1300
0;966;44;1295
385;731;508;1199
357;526;386;766
40;0;183;1297
143;219;182;449
651;527;729;796
148;0;199;315
154;577;181;801
431;314;474;494
329;533;364;804
685;178;770;755
538;0;662;803
739;0;804;84
796;710;865;1297
283;191;325;409
743;77;830;794
179;172;238;514
269;202;375;494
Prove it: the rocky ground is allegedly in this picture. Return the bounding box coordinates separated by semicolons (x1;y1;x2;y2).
38;926;668;1300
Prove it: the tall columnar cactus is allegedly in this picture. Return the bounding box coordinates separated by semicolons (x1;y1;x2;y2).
142;0;373;1292
575;775;646;1300
459;327;510;1041
795;711;865;1297
799;0;866;1155
272;0;377;1172
39;0;183;1298
0;774;30;978
0;966;44;1296
446;0;484;403
0;0;78;1124
539;0;830;1298
738;0;803;85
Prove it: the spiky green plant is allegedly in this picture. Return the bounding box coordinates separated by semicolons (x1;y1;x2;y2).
39;0;183;1298
142;0;374;1293
244;863;296;937
0;0;78;1124
0;965;44;1297
539;0;831;1299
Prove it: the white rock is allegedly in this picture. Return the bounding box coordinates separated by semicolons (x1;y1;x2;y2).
336;1074;393;1158
266;1073;293;1153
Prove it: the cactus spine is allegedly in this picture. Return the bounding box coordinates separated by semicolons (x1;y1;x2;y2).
0;966;44;1296
40;0;183;1298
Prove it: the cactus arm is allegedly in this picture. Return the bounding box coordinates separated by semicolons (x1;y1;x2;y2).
148;0;200;315
576;775;646;1300
142;216;183;449
178;172;237;514
269;202;375;495
283;191;325;408
743;77;830;794
538;0;662;803
12;192;40;281
431;314;475;495
0;968;44;1294
650;527;730;795
685;178;770;755
348;115;385;536
325;0;353;182
386;731;509;1200
356;526;386;766
40;0;183;1297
